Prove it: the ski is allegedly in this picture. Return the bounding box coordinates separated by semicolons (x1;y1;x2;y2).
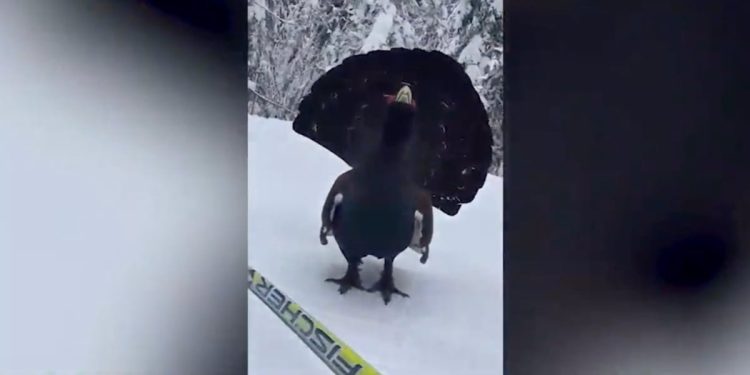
248;267;381;375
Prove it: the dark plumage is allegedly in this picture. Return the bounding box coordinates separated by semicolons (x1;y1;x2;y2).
319;87;433;304
294;49;492;304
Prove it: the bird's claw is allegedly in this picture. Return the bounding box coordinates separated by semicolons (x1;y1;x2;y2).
325;274;364;294
367;278;409;305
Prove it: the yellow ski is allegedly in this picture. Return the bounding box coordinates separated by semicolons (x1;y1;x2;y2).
248;267;381;375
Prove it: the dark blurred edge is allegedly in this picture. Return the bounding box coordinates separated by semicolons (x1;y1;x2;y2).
138;0;248;373
140;0;245;43
505;0;750;374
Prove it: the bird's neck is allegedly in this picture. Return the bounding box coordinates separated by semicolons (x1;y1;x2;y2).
377;105;414;163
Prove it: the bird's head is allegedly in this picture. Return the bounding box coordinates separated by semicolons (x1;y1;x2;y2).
383;85;417;109
381;86;417;148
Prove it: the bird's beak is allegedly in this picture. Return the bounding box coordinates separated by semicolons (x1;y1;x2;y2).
395;86;412;104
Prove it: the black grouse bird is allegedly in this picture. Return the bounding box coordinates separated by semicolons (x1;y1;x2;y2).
292;48;493;305
318;86;432;304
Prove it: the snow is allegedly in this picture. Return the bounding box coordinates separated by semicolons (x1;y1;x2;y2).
360;4;396;53
249;0;266;23
459;34;487;92
459;34;484;65
248;115;503;374
449;0;471;30
491;0;503;15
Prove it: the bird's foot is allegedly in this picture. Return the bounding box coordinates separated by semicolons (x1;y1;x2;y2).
367;276;409;305
325;271;364;295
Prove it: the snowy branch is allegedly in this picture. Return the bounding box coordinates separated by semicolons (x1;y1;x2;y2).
249;0;297;25
249;87;297;115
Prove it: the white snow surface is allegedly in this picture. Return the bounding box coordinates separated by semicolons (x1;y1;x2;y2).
248;115;503;374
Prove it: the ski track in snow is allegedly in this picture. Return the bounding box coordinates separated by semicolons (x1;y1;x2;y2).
248;115;503;374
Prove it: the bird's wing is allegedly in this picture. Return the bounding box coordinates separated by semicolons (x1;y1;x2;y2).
416;188;433;247
321;169;352;230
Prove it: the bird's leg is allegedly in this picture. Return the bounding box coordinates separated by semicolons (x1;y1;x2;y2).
325;257;364;294
368;257;409;304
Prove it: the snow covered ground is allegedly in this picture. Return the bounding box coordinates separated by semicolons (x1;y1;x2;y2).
248;115;503;374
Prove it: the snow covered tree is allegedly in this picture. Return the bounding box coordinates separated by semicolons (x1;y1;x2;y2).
249;0;503;175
